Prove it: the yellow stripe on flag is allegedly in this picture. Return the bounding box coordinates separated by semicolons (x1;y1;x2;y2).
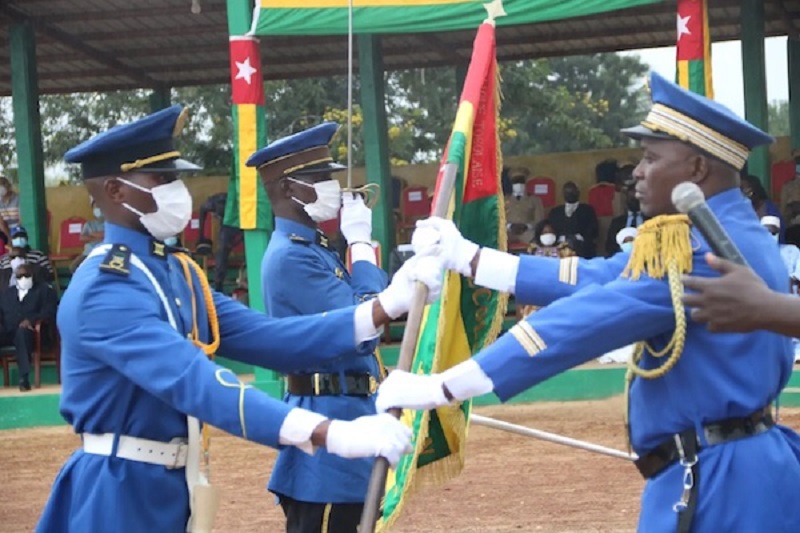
237;104;258;230
677;60;689;90
262;0;467;6
701;0;713;99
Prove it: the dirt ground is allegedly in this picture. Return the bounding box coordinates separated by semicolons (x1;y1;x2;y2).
2;397;798;533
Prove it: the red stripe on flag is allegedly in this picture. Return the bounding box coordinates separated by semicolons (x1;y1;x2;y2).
230;37;265;105
676;0;705;61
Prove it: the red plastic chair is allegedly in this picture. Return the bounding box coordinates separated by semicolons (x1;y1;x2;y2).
50;216;86;261
772;160;796;201
526;177;557;208
587;182;616;217
396;186;431;243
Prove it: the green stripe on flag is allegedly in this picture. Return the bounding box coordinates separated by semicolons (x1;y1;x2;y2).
687;60;707;97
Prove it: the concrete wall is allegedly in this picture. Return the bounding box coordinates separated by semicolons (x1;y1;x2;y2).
41;136;793;250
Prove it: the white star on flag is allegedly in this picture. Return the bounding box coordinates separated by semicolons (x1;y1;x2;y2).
677;14;691;39
235;57;258;85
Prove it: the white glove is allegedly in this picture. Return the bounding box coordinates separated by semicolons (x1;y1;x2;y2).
378;254;444;319
375;370;449;414
326;413;413;467
411;217;479;277
340;193;372;245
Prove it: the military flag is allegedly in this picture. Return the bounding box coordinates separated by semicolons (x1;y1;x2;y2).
376;20;508;531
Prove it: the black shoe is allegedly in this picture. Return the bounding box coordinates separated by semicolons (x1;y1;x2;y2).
18;378;31;392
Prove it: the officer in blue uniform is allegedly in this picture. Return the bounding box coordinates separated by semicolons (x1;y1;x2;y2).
376;72;800;532
246;122;388;532
36;106;444;533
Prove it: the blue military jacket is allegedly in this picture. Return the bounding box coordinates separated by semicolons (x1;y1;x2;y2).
263;217;388;504
474;189;800;532
37;223;366;533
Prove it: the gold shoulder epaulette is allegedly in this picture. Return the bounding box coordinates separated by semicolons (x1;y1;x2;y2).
622;214;692;280
99;244;131;276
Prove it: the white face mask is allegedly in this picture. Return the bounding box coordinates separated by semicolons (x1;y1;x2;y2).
540;233;557;246
164;236;179;247
10;257;25;271
16;276;32;291
118;178;193;240
287;177;342;222
621;242;634;253
772;232;780;243
512;184;525;197
93;207;103;219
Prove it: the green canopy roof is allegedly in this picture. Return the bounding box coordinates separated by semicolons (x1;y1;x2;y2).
250;0;662;36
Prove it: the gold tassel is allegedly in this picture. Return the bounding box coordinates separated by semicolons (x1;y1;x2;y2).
622;214;692;281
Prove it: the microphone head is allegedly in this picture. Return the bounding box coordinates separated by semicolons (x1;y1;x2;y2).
672;182;705;214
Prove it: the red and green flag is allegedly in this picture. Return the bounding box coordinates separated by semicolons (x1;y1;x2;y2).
377;20;508;532
224;36;270;230
676;0;713;98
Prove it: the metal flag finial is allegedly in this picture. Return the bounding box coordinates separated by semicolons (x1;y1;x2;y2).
483;0;507;25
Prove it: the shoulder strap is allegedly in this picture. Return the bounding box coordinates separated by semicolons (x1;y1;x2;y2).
86;244;177;330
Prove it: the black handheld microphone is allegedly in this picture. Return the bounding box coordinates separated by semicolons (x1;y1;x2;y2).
671;182;749;267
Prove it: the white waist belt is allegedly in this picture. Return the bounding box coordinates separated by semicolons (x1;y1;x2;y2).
82;433;188;469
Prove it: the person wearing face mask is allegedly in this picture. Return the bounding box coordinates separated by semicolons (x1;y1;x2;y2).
248;122;398;533
0;226;53;283
515;220;576;320
504;167;544;248
605;182;646;256
70;197;106;273
38;106;444;533
0;262;57;391
0;175;20;246
547;181;599;258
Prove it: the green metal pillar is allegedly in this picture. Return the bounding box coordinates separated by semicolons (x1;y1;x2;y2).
10;21;47;253
227;0;282;397
149;86;171;112
358;34;394;267
741;0;770;187
788;38;800;155
455;63;468;96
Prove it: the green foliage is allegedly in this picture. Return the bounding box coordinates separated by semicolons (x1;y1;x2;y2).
768;99;790;138
0;51;649;181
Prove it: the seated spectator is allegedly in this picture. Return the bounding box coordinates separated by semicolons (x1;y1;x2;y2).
527;219;576;259
0;175;20;246
516;220;576;320
0;226;53;283
0;247;46;288
0;261;57;391
761;216;800;287
742;174;784;241
70;198;105;273
615;227;638;255
605;181;644;256
549;181;599;258
505;167;545;246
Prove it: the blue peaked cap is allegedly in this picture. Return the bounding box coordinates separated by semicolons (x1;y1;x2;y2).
622;71;773;170
246;122;346;180
64;105;201;179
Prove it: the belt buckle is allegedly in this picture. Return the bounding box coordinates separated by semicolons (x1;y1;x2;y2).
313;373;322;396
168;439;188;470
369;375;379;395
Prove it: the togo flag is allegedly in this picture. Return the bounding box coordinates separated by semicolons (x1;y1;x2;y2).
376;20;508;531
676;0;713;98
